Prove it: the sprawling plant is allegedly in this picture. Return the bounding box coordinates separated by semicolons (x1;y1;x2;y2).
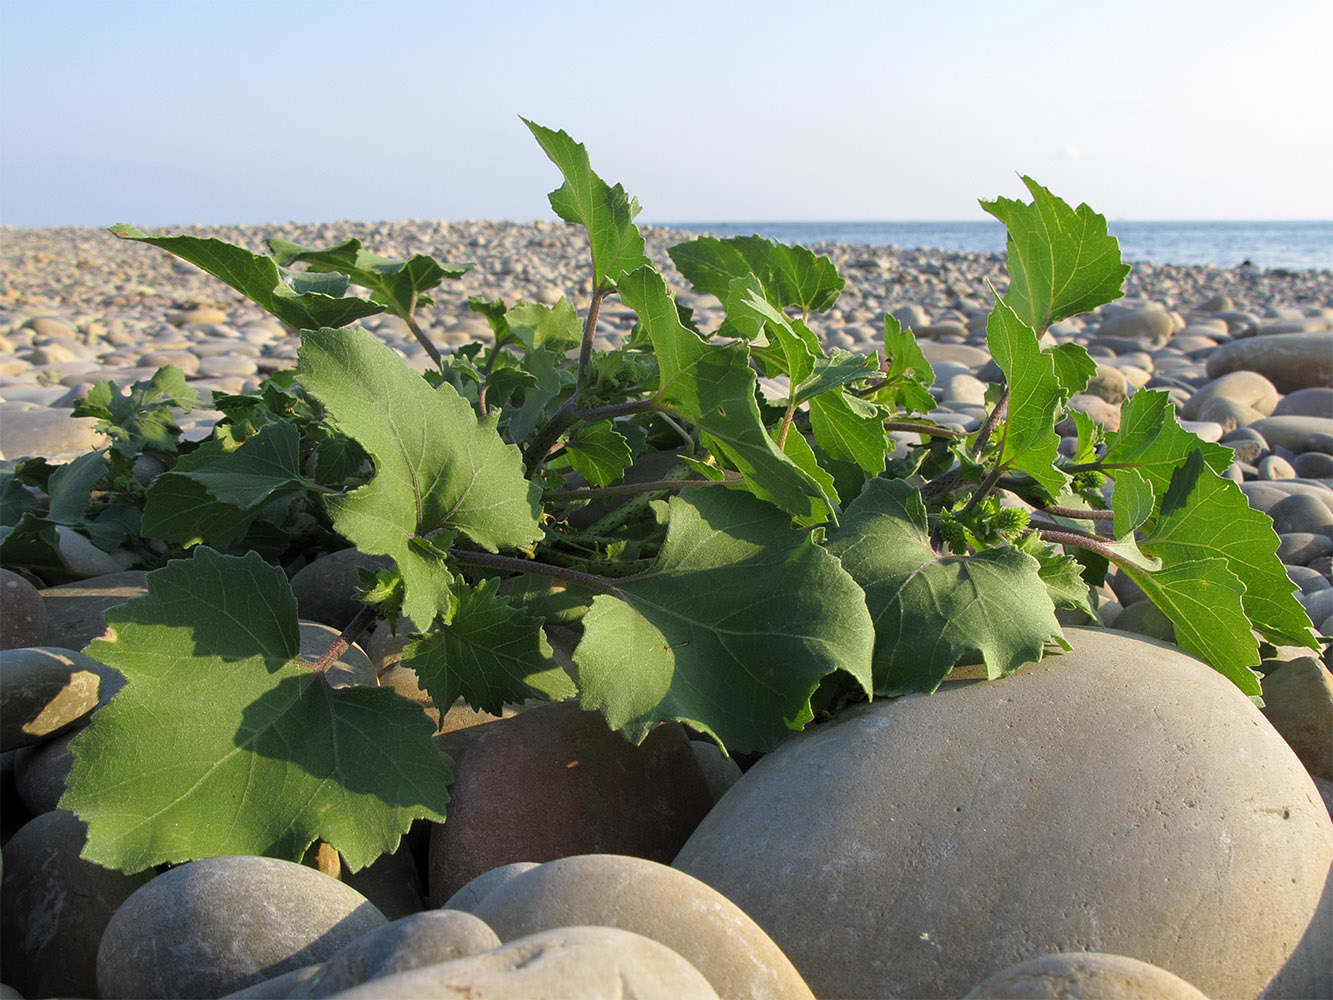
4;120;1315;874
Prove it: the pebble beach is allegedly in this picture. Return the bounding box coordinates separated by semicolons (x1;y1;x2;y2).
2;218;1332;998
2;218;1331;634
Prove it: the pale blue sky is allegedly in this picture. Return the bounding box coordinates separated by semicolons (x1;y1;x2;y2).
2;0;1330;227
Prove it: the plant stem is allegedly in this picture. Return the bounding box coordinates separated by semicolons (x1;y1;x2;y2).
572;398;656;421
308;603;379;675
1034;526;1128;567
1039;504;1115;521
776;401;797;449
450;548;628;599
547;471;741;501
883;420;967;441
972;390;1008;457
401;300;444;370
524;398;579;475
577;285;609;389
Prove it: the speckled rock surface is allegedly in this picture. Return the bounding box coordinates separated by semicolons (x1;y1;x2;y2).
97;855;387;999
471;854;815;1000
673;628;1332;1000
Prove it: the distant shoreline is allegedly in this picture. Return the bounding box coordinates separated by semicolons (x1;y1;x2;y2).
4;218;1331;274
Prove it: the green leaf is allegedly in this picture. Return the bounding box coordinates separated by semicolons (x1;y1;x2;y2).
740;292;819;384
668;234;843;315
825;478;1063;695
1111;468;1155;538
504;347;567;443
564;420;633;487
793;348;880;405
72;365;200;457
574;489;874;752
808;390;888;476
62;548;450;874
168;420;306;509
1117;557;1261;697
1048;341;1097;397
986;297;1068;497
616;266;832;521
522;120;649;288
980;176;1131;333
108;225;385;331
876;316;937;414
268;238;473;320
298;328;541;627
1139;449;1317;650
507;299;583;354
45;451;108;526
400;577;576;716
1101;390;1235;491
142;474;268;547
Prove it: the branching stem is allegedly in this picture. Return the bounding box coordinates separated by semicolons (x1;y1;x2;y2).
577;285;609;388
547;471;741;501
450;548;627;600
883;420;966;440
308;603;379;675
401;301;444;370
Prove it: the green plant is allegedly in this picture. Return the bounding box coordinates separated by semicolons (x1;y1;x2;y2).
5;119;1315;874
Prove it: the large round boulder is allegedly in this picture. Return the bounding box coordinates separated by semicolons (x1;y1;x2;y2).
97;855;387;998
673;628;1332;1000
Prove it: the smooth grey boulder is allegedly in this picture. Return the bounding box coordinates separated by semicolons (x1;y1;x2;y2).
1249;415;1333;453
441;861;541;913
1182;369;1279;421
0;809;154;999
97;855;388;998
963;952;1212;999
324;925;720;1000
0;569;46;649
673;628;1332;1000
225;910;501;998
1205;329;1333;393
289;549;394;629
471;854;815;1000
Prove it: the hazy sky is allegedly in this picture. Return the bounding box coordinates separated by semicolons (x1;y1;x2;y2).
2;0;1330;228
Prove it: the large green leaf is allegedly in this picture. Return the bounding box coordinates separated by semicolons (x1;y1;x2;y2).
986;297;1068;498
268;237;473;318
167;420;306;509
1118;558;1260;697
108;225;385;330
522;120;649;288
62;548;450;874
826;478;1063;695
617;266;831;521
876;315;938;415
574;489;874;752
400;578;576;717
1101;390;1235;490
298;328;543;627
980;176;1130;333
669;234;843;315
1139;449;1317;650
140;422;309;548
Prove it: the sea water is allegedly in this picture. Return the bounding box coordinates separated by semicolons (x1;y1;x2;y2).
662;220;1333;273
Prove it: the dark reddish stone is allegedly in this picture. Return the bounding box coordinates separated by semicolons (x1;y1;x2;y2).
427;700;713;905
